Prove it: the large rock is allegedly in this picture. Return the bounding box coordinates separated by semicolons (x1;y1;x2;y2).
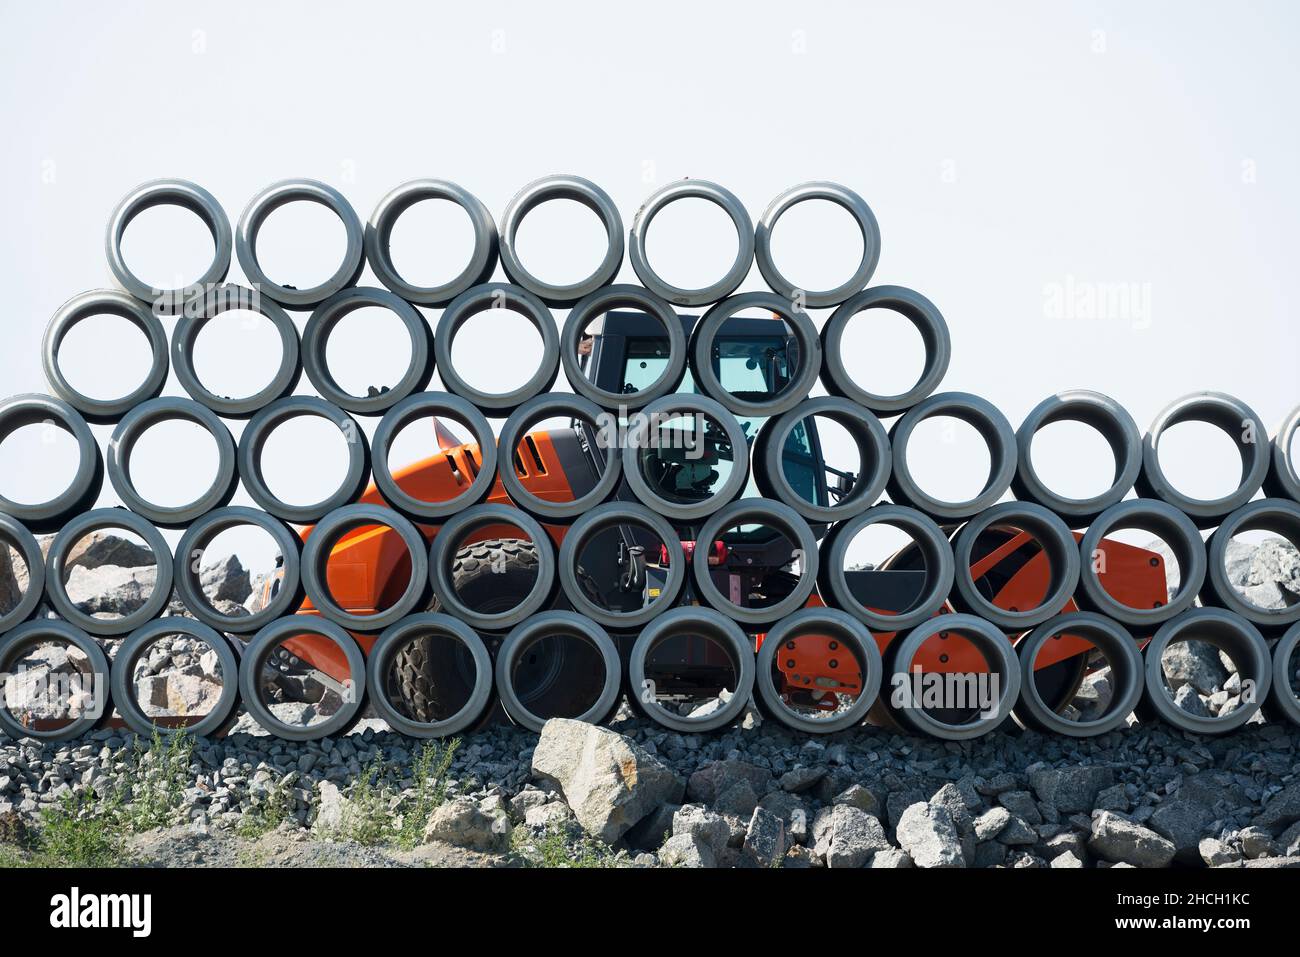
816;805;891;869
672;804;730;858
1224;537;1300;610
199;555;252;605
1148;799;1213;865
137;673;225;717
63;564;158;617
312;781;348;834
1089;812;1176;867
896;802;965;868
658;832;716;868
1029;765;1115;813
743;806;786;867
974;806;1012;842
685;759;772;805
531;718;683;843
65;532;155;572
1160;640;1229;695
1253;782;1300;832
423;797;510;851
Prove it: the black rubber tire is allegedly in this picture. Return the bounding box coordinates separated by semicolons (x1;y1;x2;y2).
498;174;624;307
1263;621;1300;727
0;619;111;741
301;286;434;415
42;289;169;424
429;511;556;631
497;394;621;522
951;501;1081;632
0;513;46;634
235;179;365;310
433;282;560;416
558;502;687;630
172;284;303;419
369;612;495;738
1076;499;1206;629
692;498;819;626
560;283;687;410
238;616;366;742
1202;498;1300;630
495;610;622;732
237;396;371;525
1138;607;1271;735
302;504;430;632
817;503;955;632
621;393;750;524
1012;390;1143;528
688;292;822;418
819;286;951;415
879;613;1022;741
627;606;755;733
1013;611;1143;737
370;391;498;522
364;179;499;307
755;181;881;309
105;178;232;312
44;507;174;637
1135;392;1271;529
754;607;882;734
628;179;754;307
1265;405;1300;503
110;617;240;739
106;396;239;529
754;396;891;524
172;506;305;634
886;392;1018;522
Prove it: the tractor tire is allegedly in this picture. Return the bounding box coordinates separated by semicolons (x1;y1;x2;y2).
392;538;539;723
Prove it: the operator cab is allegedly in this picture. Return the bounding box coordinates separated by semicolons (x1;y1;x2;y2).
578;309;844;522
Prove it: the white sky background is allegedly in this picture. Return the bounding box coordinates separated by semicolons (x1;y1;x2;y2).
1;0;1297;575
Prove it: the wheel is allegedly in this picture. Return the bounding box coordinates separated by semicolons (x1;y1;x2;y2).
393;538;535;720
392;537;553;724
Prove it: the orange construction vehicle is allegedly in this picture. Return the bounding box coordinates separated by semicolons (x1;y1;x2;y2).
262;310;1168;728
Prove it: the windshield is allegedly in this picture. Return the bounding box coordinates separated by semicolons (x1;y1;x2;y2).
622;335;823;521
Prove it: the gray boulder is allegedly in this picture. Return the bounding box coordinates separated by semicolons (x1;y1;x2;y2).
1029;765;1115;813
672;804;731;858
199;554;252;605
685;760;772;805
65;532;155;571
1089;811;1176;867
659;832;716;868
743;807;787;867
868;848;913;868
423;797;510;851
1253;781;1300;831
896;802;965;868
1224;537;1300;609
1148;799;1213;865
820;805;891;869
1160;640;1229;695
531;718;683;843
63;564;158;617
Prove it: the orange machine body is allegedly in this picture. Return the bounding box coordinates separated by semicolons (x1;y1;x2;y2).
279;430;1169;704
